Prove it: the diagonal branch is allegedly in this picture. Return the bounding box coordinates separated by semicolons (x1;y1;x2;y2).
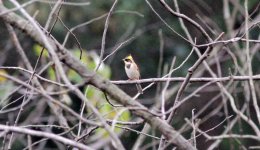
0;124;93;150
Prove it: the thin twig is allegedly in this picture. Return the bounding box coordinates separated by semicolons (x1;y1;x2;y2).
95;0;118;72
112;74;260;84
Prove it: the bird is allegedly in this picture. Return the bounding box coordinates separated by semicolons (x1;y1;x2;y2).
122;54;143;94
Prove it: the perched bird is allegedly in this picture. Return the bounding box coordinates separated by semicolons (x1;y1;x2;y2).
123;54;143;94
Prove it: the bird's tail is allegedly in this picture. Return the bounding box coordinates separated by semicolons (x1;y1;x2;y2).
136;83;143;94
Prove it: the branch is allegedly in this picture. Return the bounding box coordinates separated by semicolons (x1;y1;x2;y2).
112;74;260;84
0;124;93;150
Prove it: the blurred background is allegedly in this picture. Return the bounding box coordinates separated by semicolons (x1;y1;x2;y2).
0;0;260;149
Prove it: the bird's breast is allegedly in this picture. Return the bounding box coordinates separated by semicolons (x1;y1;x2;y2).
126;64;131;69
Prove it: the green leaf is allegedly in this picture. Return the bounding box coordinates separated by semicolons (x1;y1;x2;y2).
33;44;48;57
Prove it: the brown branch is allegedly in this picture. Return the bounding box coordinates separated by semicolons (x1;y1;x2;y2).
0;124;93;150
111;74;260;84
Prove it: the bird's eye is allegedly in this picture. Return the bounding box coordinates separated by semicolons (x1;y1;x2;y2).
124;58;131;62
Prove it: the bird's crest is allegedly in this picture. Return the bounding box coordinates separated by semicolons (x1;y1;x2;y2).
124;54;133;60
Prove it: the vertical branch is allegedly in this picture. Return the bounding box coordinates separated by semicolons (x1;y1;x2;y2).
156;29;164;95
223;0;232;36
95;0;118;71
27;135;32;150
159;58;176;149
161;58;176;120
244;0;260;125
191;109;196;148
77;86;89;138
